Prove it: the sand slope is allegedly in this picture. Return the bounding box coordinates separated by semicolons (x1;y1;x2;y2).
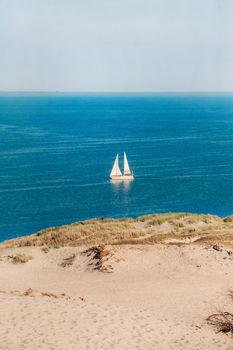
0;244;233;349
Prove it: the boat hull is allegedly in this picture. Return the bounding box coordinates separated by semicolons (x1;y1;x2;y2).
110;175;134;180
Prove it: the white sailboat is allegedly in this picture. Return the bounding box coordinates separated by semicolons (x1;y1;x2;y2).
110;152;134;180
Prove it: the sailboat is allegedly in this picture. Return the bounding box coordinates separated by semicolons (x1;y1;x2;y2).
110;152;134;180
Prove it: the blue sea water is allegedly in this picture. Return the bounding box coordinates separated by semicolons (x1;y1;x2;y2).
1;92;233;241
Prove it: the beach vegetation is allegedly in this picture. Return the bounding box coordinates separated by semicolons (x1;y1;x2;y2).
60;254;76;267
41;247;50;254
2;212;233;249
8;253;33;264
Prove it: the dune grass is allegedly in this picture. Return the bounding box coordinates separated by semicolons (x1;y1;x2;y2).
207;290;233;334
2;213;233;249
8;253;33;264
60;254;76;268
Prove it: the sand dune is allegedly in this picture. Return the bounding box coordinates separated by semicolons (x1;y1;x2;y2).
3;213;233;249
0;243;233;349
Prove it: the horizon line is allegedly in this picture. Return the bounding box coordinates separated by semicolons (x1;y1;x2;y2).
1;91;233;94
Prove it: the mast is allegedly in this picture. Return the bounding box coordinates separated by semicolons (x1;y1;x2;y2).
124;152;131;175
110;154;122;177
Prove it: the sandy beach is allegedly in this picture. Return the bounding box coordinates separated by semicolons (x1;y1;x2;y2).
1;237;233;349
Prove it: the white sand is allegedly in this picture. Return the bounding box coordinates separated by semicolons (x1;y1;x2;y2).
0;244;233;349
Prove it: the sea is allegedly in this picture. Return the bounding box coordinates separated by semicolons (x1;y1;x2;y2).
1;92;233;241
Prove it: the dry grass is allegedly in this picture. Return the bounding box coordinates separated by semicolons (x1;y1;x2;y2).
207;290;233;334
8;254;33;264
0;288;85;301
2;213;233;249
82;246;115;273
60;254;76;268
41;247;50;254
207;312;233;334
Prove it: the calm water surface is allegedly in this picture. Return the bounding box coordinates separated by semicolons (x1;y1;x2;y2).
1;93;233;241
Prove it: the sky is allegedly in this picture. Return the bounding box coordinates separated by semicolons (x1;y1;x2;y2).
0;0;233;92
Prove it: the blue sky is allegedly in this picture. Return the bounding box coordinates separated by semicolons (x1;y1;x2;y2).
0;0;233;92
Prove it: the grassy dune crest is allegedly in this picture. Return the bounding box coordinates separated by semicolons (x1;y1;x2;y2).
2;213;233;249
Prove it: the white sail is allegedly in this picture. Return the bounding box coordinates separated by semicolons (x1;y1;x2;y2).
124;152;131;175
110;154;122;177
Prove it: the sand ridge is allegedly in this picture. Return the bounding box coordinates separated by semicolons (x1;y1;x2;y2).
3;213;233;249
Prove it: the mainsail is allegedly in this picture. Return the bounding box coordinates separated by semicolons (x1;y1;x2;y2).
110;154;122;177
124;152;131;175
